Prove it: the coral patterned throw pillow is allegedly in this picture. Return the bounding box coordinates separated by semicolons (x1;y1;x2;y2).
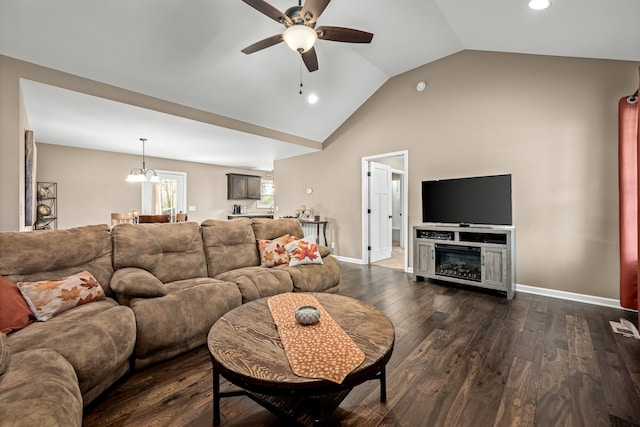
285;238;324;267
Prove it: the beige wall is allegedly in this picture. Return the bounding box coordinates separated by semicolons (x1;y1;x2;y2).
275;50;640;299
0;56;23;230
0;54;319;231
36;143;268;229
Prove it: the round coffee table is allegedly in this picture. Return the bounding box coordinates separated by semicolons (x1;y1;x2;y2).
207;293;395;426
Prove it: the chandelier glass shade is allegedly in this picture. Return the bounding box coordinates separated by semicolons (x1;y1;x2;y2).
126;138;160;183
126;168;160;183
283;25;317;53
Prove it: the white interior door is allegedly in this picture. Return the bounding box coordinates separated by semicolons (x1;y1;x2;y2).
369;161;392;262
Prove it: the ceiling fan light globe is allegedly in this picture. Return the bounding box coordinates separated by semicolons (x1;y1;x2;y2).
528;0;551;10
283;25;317;53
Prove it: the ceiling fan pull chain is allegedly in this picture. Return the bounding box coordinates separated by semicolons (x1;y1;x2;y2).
299;60;304;95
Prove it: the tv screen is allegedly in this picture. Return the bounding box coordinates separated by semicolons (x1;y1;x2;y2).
421;174;512;226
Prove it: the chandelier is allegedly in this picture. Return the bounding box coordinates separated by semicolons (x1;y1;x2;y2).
126;138;160;183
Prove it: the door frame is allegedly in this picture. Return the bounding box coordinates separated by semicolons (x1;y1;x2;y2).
361;150;409;271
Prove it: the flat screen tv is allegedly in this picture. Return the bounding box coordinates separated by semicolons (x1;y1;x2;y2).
421;174;512;226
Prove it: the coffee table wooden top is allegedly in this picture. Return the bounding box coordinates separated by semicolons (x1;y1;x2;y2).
207;293;395;396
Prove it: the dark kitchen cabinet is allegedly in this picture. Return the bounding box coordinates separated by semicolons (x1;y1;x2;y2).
227;173;261;200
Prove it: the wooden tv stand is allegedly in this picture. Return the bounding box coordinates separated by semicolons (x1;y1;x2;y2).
413;224;516;299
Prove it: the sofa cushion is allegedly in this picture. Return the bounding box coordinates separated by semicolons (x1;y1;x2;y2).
0;276;35;334
251;218;304;241
128;278;242;369
257;234;297;267
0;348;82;427
112;222;208;283
17;270;105;321
215;266;293;303
275;255;341;293
6;298;136;401
0;224;115;297
201;219;260;276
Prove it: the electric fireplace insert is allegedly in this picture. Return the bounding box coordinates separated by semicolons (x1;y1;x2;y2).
434;244;481;282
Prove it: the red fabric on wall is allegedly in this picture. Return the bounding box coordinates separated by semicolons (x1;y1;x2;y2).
619;95;639;310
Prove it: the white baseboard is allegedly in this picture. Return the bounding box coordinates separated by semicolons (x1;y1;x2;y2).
335;256;630;310
333;255;365;265
515;284;631;310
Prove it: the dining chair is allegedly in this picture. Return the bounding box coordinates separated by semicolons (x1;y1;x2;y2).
176;213;188;222
111;212;134;227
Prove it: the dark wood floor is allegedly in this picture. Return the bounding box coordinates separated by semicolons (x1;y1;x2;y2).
84;263;640;426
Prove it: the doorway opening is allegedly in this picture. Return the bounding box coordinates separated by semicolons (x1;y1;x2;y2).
141;170;187;222
361;150;408;272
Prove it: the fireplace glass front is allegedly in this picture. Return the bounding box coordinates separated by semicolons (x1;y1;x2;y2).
435;244;481;282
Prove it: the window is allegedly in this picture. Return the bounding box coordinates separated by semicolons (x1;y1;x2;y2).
257;178;274;209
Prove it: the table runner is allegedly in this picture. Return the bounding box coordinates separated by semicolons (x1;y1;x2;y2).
267;293;365;384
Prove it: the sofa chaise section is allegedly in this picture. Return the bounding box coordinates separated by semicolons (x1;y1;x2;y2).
110;222;242;369
200;218;340;301
251;218;341;294
0;224;136;406
0;334;83;427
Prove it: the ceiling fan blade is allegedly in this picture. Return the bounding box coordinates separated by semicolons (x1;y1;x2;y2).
241;34;283;54
316;26;374;43
300;0;331;25
302;47;319;72
242;0;292;26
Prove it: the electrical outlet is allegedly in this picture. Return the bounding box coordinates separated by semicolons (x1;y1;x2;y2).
188;206;196;212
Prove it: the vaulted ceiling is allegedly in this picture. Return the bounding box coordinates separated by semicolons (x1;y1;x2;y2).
1;0;639;170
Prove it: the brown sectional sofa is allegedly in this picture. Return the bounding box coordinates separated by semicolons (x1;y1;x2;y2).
0;218;340;426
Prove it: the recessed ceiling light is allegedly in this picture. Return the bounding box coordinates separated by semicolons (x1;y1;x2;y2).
308;93;318;104
528;0;551;10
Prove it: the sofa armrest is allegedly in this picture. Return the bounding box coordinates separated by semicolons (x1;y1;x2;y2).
111;268;166;298
318;245;332;258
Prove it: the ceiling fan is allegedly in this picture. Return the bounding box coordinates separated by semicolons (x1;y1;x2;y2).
241;0;374;72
